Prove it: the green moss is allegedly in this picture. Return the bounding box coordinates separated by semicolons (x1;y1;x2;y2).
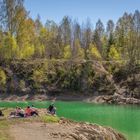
40;115;60;123
0;68;6;90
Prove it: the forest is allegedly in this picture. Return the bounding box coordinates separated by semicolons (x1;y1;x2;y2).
0;0;140;99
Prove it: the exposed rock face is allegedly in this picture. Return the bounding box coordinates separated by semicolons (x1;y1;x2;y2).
1;60;140;105
90;94;140;105
56;118;126;140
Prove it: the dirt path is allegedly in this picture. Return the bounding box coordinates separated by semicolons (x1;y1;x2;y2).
10;121;126;140
10;122;76;140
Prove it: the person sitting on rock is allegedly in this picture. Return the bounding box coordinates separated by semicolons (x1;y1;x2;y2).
47;104;56;115
9;107;24;118
25;106;38;117
30;105;39;116
25;106;33;117
0;110;4;117
16;107;25;118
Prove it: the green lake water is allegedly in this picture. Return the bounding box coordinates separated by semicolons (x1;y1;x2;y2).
0;101;140;140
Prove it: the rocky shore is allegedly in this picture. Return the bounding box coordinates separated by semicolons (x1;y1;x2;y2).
0;94;140;105
10;118;126;140
0;93;140;105
86;94;140;105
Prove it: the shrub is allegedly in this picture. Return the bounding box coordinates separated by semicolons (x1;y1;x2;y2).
0;68;6;88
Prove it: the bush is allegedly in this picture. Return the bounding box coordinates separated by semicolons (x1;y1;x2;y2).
0;68;6;90
40;115;60;123
32;69;46;88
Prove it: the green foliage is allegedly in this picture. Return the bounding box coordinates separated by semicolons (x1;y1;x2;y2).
89;43;102;60
63;45;72;59
62;66;82;90
35;45;45;58
32;69;46;88
33;70;44;82
73;39;85;59
0;68;6;87
0;0;139;96
0;2;139;66
40;115;60;123
19;80;26;90
78;48;85;59
19;44;35;59
108;45;121;60
2;33;18;59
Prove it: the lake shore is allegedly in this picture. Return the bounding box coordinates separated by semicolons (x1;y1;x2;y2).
1;101;140;140
0;109;126;140
10;118;126;140
0;93;140;105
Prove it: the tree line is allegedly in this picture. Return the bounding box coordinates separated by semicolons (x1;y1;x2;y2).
0;0;140;66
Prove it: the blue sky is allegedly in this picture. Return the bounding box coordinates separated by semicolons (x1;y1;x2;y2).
24;0;140;26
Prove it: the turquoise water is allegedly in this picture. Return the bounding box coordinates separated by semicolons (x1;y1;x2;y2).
0;101;140;140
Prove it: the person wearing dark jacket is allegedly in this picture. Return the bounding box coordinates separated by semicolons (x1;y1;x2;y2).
47;104;56;115
0;110;4;116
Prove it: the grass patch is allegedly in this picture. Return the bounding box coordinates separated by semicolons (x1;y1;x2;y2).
0;119;13;140
7;115;60;124
40;115;60;123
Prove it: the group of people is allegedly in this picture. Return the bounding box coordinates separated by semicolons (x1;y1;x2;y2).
0;103;57;118
9;105;39;118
